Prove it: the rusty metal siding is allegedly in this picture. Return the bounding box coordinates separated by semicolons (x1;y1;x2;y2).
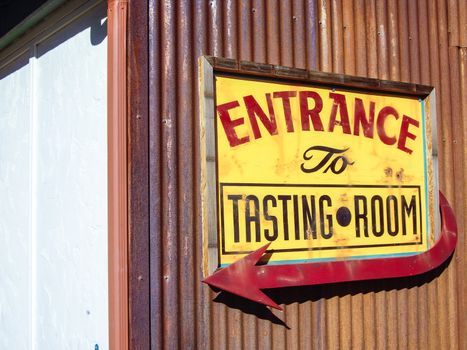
128;0;467;349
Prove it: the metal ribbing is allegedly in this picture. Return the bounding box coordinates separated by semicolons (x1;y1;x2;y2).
141;1;467;349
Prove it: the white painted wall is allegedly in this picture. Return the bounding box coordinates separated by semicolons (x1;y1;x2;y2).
0;2;108;349
0;52;33;350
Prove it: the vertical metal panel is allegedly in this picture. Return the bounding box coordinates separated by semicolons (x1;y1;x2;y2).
128;0;467;348
458;45;467;350
127;0;150;348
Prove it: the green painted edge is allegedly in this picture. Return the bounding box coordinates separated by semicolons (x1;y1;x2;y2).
0;0;68;52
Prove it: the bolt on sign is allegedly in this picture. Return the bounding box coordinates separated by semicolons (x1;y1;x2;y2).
200;57;439;272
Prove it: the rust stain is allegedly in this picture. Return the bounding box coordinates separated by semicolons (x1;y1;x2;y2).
384;166;393;177
396;168;404;181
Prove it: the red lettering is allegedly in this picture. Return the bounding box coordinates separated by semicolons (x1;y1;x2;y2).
218;93;416;153
299;91;324;131
377;106;399;145
397;115;419;154
273;91;296;132
328;92;351;134
243;94;278;139
354;98;375;138
217;100;249;147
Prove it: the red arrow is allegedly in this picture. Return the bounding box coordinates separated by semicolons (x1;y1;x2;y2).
203;192;458;310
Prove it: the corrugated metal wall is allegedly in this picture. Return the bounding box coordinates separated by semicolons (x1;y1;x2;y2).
127;0;466;349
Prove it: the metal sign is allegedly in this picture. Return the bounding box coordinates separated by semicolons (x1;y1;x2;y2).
203;192;456;310
200;58;456;307
202;57;439;267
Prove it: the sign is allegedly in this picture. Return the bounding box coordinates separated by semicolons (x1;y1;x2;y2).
200;57;456;309
203;192;456;310
212;74;438;267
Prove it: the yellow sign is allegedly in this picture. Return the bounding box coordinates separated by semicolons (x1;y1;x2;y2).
213;74;436;266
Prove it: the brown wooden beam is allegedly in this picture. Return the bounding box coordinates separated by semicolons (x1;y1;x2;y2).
108;0;129;349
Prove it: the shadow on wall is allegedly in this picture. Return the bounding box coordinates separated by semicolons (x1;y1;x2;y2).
0;1;107;80
210;253;454;328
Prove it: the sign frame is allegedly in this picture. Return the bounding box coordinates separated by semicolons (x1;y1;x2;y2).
199;56;439;276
